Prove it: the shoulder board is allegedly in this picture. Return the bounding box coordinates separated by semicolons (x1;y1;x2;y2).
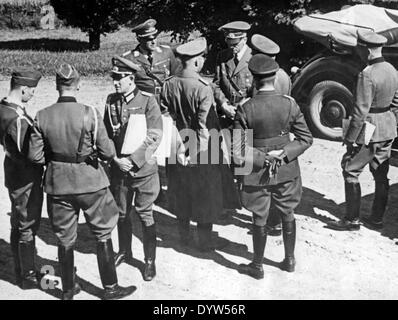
160;44;170;49
141;91;153;97
122;50;132;57
198;77;209;86
164;75;174;82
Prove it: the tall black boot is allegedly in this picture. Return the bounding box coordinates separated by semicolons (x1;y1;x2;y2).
97;239;136;300
58;246;81;300
363;181;389;229
114;217;133;267
10;229;22;286
18;240;39;289
327;182;361;231
197;223;228;252
142;224;157;281
238;225;267;279
281;220;296;272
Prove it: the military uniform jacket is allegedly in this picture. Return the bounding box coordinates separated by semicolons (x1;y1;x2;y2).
123;45;180;94
28;97;115;195
213;46;253;107
104;89;162;178
234;91;313;186
345;57;398;144
161;70;218;158
0;98;42;189
275;68;292;96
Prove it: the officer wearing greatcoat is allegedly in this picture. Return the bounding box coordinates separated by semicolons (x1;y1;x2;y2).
104;56;162;281
161;38;229;252
234;54;313;279
28;63;136;300
327;30;398;231
0;69;43;289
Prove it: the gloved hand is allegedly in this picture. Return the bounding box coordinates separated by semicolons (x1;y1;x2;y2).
264;150;286;180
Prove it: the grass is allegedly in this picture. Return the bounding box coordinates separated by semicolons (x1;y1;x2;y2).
0;27;179;77
0;0;47;4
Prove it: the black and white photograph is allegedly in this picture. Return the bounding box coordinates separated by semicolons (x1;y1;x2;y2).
0;0;398;302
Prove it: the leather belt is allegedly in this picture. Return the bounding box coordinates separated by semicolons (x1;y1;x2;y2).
49;153;91;163
253;135;290;147
369;106;391;114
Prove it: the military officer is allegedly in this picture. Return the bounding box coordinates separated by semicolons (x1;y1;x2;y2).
327;30;398;231
250;34;292;95
0;69;43;289
123;18;179;205
28;63;136;300
104;56;162;281
250;34;293;237
234;54;313;278
123;18;180;102
213;21;253;127
161;38;229;252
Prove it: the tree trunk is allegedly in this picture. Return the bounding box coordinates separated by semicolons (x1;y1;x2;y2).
89;31;101;50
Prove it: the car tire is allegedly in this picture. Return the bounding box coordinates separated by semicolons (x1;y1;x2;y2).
307;80;354;140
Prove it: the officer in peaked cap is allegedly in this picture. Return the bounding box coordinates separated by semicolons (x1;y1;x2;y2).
327;29;398;232
161;38;232;252
213;21;253;126
0;68;43;290
124;19;180;207
251;34;292;96
213;21;253;219
28;63;136;300
250;34;293;237
123;18;180;98
234;54;313;279
104;55;162;282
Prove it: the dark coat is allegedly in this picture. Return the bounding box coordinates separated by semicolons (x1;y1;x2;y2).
234;91;313;186
28;96;115;195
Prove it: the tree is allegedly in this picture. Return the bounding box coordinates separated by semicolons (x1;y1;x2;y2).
50;0;137;50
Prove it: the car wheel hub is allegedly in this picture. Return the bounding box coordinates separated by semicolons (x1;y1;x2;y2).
321;99;346;128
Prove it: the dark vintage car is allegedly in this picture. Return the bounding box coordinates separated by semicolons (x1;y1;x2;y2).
291;4;398;142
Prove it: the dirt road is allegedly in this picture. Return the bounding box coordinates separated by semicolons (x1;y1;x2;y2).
0;79;397;300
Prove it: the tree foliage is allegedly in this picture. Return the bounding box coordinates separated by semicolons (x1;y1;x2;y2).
50;0;137;50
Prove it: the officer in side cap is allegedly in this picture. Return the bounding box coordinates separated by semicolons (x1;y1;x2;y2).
327;30;398;231
28;63;136;300
161;38;230;252
250;34;293;238
251;34;292;96
0;69;43;289
103;56;162;281
233;54;313;279
213;21;253;127
123;18;180;206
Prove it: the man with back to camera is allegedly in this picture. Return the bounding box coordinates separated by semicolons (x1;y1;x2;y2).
104;56;162;281
28;63;136;300
0;69;43;289
234;54;313;278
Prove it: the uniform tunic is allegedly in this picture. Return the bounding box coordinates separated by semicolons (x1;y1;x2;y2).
28;96;118;247
0;99;43;242
104;89;162;226
343;57;398;183
234;91;313;226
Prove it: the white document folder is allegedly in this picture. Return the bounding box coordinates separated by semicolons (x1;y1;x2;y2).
121;115;173;162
